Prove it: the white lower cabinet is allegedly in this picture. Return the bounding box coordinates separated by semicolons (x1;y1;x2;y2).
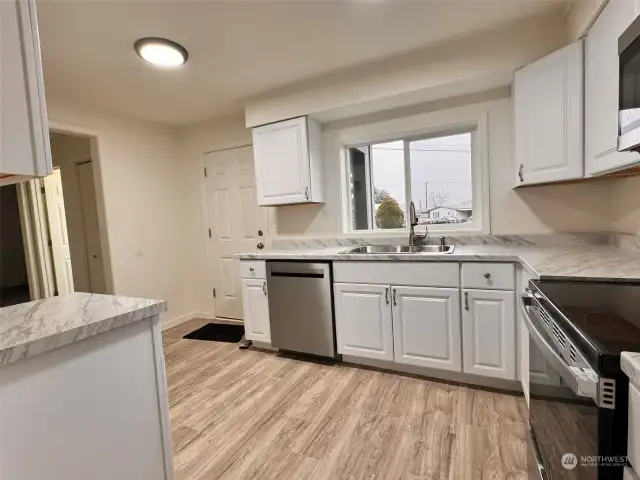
392;286;462;372
462;289;516;380
333;283;394;361
241;278;271;343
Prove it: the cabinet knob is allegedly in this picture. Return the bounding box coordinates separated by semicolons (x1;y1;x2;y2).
249;267;254;272
518;164;524;183
257;242;264;250
258;230;264;236
484;273;491;279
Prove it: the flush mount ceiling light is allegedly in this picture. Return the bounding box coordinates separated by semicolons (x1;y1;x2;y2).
134;37;188;67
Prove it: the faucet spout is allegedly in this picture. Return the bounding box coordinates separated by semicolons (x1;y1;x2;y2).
408;201;427;247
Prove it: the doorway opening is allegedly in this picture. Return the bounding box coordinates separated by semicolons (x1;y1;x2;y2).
12;130;113;301
0;184;30;306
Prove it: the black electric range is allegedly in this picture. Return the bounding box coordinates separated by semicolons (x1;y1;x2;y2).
522;279;640;480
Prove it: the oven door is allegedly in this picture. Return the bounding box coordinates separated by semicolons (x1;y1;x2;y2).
520;294;600;480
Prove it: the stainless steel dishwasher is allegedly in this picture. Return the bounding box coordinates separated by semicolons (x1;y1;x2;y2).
266;261;337;358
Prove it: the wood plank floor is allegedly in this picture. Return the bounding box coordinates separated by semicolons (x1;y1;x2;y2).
164;319;529;480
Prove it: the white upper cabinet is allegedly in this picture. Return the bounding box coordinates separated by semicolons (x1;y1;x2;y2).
333;283;394;361
392;286;462;372
585;0;640;175
0;0;51;186
462;289;516;380
514;40;584;186
252;116;324;206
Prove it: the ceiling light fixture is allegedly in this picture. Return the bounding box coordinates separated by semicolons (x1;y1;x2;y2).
134;37;188;67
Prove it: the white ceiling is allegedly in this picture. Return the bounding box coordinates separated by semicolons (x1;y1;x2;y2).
37;0;571;127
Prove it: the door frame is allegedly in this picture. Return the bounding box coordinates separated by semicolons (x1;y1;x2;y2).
200;143;271;321
16;123;114;299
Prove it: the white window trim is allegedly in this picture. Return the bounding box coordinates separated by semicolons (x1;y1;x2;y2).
335;106;490;237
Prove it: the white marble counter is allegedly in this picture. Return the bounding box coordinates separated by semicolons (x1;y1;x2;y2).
236;244;640;282
622;352;640;385
0;292;166;366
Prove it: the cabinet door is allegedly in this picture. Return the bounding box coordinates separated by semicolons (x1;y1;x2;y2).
252;117;311;206
333;283;393;361
462;289;516;380
392;286;462;372
514;40;584;186
0;0;51;185
241;278;271;343
585;0;640;175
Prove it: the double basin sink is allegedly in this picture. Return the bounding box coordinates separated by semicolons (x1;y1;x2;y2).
341;244;455;255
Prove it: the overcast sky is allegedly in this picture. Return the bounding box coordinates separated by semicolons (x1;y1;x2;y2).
371;133;472;213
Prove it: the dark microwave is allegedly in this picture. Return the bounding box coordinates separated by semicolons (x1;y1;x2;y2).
619;14;640;152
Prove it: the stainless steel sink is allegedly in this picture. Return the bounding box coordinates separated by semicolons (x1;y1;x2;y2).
340;244;455;254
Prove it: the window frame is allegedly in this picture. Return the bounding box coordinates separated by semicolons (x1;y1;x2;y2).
336;107;490;236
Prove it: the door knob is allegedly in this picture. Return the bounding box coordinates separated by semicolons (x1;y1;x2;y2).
257;242;264;250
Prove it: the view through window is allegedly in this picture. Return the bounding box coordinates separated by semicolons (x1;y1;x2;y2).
348;132;473;231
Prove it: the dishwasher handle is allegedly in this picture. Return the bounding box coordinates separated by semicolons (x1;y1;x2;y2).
270;270;325;279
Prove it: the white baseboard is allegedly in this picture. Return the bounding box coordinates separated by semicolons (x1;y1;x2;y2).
161;311;245;331
341;355;522;393
161;311;212;331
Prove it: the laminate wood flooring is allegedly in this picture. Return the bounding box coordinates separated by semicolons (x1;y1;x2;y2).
164;319;529;480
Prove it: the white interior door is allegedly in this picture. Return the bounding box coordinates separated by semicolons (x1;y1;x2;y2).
43;168;74;296
77;161;106;294
205;146;268;320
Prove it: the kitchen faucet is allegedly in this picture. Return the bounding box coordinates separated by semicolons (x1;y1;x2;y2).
408;201;428;247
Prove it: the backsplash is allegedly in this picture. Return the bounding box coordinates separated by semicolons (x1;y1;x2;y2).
270;232;616;250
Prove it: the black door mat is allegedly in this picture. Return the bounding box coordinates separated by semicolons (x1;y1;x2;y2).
183;323;245;343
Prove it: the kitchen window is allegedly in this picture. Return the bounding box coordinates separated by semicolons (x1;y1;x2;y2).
347;131;477;232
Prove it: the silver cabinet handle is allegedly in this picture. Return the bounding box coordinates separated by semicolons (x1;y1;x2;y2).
385;288;389;304
393;288;397;306
304;186;310;200
518;164;524;183
464;291;469;311
262;282;267;296
484;272;491;279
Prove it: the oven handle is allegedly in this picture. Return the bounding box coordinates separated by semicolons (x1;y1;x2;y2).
519;293;598;402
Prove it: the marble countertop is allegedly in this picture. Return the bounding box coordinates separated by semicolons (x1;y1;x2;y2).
622;352;640;385
236;244;640;282
0;293;166;366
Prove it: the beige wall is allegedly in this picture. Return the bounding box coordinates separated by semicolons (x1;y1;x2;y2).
612;177;640;235
48;102;192;324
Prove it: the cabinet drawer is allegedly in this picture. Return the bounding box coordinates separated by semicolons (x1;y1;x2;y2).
239;261;266;279
629;383;640;472
461;263;514;290
333;262;459;288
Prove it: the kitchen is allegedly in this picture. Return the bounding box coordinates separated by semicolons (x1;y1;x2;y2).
2;0;640;479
